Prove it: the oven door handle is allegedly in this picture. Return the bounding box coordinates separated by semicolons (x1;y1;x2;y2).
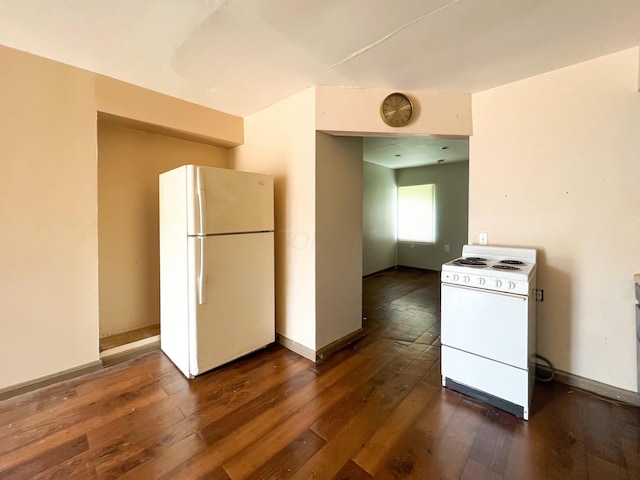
442;283;528;300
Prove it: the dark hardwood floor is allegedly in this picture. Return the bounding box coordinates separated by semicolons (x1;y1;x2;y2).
1;267;638;479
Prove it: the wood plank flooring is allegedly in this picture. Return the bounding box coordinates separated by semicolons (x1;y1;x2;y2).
1;267;638;479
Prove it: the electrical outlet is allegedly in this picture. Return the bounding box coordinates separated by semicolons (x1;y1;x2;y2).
535;289;544;302
479;232;488;245
444;244;450;253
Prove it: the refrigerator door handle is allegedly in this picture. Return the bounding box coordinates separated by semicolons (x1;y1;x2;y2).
197;237;207;305
196;166;207;235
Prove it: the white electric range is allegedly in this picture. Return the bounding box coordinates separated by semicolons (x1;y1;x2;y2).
441;244;537;419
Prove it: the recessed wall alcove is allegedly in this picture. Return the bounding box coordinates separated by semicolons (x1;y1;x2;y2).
97;113;230;359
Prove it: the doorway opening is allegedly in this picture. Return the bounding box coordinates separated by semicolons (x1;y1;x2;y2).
362;135;469;275
361;135;469;343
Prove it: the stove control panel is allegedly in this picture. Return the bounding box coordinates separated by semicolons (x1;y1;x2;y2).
441;271;529;295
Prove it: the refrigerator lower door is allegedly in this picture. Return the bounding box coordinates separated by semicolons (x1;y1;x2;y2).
188;232;275;376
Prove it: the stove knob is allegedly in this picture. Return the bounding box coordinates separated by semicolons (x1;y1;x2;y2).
507;281;516;290
477;277;485;286
463;275;470;283
493;279;502;288
452;274;459;281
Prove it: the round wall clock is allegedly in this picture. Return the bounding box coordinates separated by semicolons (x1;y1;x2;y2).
380;92;413;127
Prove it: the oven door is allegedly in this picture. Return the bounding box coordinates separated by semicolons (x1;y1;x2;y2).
441;283;529;369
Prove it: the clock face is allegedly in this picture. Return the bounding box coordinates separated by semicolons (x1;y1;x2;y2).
380;93;413;127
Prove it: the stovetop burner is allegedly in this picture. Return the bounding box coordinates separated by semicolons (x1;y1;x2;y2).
499;259;526;265
454;259;487;267
454;257;528;269
492;264;521;271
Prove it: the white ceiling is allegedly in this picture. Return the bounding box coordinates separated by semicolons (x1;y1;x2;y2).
364;136;468;169
1;0;639;120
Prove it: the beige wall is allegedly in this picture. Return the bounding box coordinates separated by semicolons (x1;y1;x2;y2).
397;161;469;270
0;44;242;391
231;86;473;359
231;88;318;353
362;162;397;276
0;45;99;388
316;86;472;137
95;76;243;147
470;47;640;392
98;122;228;337
315;133;363;349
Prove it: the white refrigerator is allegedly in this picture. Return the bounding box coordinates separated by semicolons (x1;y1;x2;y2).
159;165;275;378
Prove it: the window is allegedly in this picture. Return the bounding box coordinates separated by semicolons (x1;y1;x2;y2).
397;184;435;243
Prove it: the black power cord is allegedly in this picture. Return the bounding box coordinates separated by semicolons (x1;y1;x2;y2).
535;354;555;383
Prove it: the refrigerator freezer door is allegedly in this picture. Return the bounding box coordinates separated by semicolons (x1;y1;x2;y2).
187;166;274;235
188;232;275;376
